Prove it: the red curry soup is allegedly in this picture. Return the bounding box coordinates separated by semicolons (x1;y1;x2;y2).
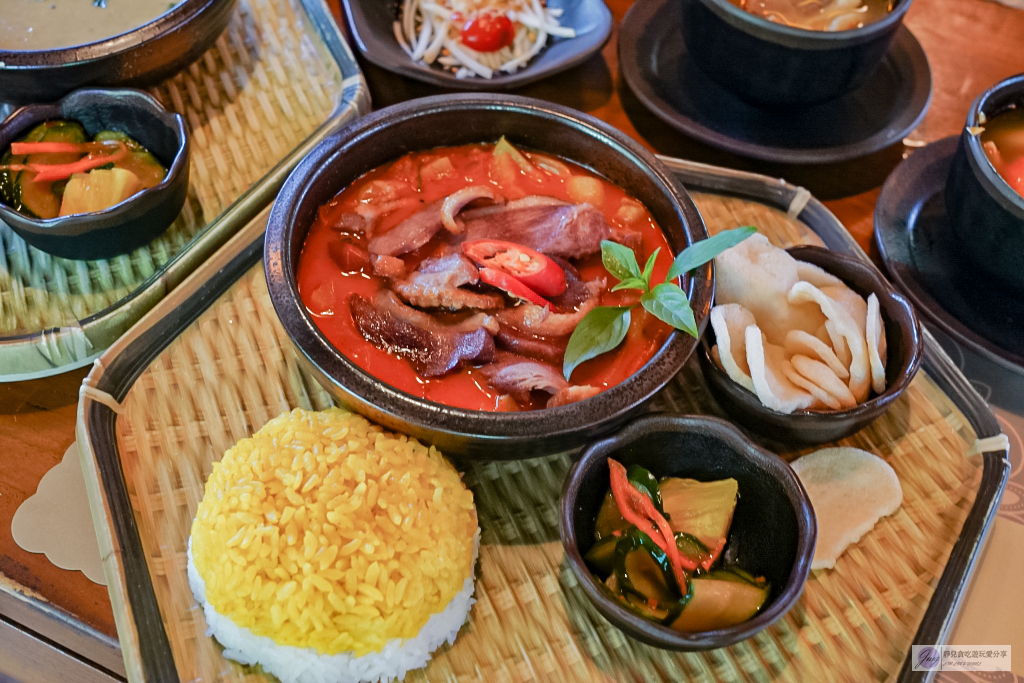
296;140;674;412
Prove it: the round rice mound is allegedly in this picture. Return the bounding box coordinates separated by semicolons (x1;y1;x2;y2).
188;407;479;682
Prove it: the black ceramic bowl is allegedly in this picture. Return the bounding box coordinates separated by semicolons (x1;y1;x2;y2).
946;73;1024;292
678;0;913;107
265;94;711;460
698;245;922;445
0;0;236;105
0;89;190;260
560;414;816;650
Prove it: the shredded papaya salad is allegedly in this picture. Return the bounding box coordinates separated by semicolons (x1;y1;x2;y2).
394;0;577;79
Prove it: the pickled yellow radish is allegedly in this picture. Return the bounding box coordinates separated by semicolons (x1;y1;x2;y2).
59;168;141;217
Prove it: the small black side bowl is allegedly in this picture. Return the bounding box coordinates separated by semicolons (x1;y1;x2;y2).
678;0;912;107
0;89;190;260
559;414;816;650
698;245;922;446
265;94;711;460
0;0;237;105
946;73;1024;292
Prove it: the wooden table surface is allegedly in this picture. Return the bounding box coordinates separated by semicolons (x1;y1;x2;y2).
0;0;1022;677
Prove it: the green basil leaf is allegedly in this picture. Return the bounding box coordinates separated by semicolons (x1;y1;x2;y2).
563;306;632;380
665;226;757;283
601;240;642;283
641;247;661;288
610;277;647;293
641;283;698;337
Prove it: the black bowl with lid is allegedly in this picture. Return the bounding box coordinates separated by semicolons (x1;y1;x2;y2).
945;73;1024;292
678;0;914;107
265;94;712;460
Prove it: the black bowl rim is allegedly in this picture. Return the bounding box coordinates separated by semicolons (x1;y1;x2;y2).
265;93;712;441
962;72;1024;216
0;0;222;65
693;0;912;48
698;244;923;420
558;413;817;650
0;88;189;233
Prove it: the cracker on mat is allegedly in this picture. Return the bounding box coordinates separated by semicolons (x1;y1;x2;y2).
791;447;902;570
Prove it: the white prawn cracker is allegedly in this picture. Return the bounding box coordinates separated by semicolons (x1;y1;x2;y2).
790;354;857;410
783;363;842;410
715;233;826;345
745;326;814;414
791;447;902;570
784;329;849;380
788;282;871;403
710;304;756;392
866;293;888;395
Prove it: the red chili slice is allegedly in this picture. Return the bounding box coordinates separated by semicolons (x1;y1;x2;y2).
479;267;551;307
462;239;566;296
27;142;129;183
9;141;119;156
608;459;695;592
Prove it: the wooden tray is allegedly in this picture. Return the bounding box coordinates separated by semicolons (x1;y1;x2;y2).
77;158;1010;683
0;0;369;381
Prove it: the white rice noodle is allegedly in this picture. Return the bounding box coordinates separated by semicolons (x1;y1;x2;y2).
402;0;417;47
187;531;481;683
422;18;450;64
393;21;414;57
444;38;494;78
411;14;433;60
400;0;577;78
500;25;546;72
511;11;576;38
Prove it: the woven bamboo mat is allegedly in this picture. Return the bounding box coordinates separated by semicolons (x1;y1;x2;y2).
112;193;982;683
0;0;345;348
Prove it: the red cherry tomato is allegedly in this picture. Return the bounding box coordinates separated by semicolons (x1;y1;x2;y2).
462;239;567;296
479;267;551;307
460;12;516;52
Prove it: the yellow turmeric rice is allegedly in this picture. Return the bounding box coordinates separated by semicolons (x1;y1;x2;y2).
189;407;478;658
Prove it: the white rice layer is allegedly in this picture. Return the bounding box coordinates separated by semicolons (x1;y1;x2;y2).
186;532;479;683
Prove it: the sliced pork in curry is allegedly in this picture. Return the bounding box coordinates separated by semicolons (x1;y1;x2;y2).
296;139;676;411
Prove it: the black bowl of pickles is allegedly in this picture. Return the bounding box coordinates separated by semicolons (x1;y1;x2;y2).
560;414;816;650
0;88;189;259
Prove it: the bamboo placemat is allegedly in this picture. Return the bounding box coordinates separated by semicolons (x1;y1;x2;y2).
0;0;361;379
105;193;983;683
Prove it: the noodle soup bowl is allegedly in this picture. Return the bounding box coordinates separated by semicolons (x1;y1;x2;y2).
945;74;1024;291
678;0;913;107
266;94;712;460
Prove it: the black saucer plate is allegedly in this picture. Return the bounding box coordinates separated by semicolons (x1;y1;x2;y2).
875;136;1024;373
618;0;932;164
342;0;611;90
